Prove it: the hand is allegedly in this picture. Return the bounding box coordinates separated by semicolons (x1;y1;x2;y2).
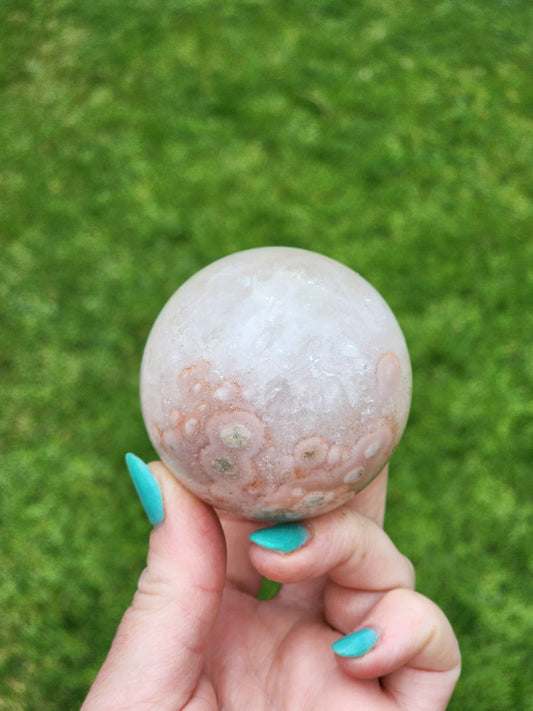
82;457;460;710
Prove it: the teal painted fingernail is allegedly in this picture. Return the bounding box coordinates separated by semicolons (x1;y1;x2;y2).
125;453;164;525
332;628;379;658
249;523;308;553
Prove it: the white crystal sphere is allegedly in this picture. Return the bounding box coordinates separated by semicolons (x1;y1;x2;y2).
140;247;411;521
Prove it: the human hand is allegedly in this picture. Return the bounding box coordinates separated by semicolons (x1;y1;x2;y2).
82;456;460;710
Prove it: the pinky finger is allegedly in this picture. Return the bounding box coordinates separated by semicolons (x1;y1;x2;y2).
331;588;461;711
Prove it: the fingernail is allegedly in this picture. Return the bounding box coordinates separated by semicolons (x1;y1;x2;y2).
125;453;164;525
249;523;308;553
332;628;379;658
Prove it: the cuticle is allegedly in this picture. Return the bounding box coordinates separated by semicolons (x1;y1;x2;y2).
302;522;313;547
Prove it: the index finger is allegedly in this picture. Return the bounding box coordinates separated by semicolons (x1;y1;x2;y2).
248;506;415;592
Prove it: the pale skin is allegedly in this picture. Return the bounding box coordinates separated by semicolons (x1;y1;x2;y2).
82;464;461;711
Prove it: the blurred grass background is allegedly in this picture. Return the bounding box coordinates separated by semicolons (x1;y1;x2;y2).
1;1;532;708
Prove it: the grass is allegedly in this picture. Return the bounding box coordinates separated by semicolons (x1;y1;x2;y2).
1;1;532;708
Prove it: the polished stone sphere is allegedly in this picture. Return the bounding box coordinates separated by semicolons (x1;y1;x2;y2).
140;247;411;521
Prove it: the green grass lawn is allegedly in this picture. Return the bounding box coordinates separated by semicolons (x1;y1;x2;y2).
1;1;532;708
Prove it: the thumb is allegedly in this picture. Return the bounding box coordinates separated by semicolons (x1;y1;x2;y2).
82;455;226;711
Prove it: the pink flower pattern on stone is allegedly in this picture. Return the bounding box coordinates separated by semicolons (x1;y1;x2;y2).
153;361;400;521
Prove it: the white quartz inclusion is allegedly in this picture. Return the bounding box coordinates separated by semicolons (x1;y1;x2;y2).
140;247;411;521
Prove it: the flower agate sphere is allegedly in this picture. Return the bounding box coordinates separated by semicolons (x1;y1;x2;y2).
140;247;411;521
